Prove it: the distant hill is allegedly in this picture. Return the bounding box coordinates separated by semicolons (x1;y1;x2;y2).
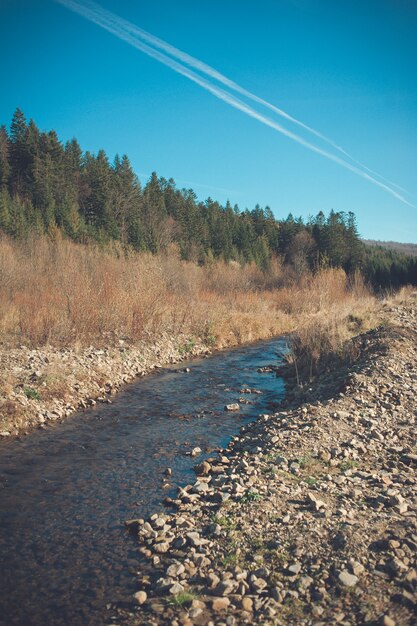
364;240;417;257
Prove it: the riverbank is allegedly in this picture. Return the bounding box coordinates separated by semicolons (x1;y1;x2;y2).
0;236;375;437
0;267;375;437
121;291;417;625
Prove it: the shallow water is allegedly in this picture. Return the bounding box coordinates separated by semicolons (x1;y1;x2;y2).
0;337;287;626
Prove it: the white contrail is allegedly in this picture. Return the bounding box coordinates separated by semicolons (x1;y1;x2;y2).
59;0;406;194
55;0;415;208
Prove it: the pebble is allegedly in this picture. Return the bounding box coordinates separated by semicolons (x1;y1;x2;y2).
169;582;185;595
153;542;170;554
338;571;358;587
211;597;230;611
241;597;253;611
133;590;147;605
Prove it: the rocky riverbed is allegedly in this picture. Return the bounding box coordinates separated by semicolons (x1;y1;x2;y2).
120;294;417;625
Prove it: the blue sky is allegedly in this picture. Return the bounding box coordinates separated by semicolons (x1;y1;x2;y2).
1;0;416;242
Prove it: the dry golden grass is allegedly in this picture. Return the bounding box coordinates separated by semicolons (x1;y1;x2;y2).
0;235;375;352
288;270;377;381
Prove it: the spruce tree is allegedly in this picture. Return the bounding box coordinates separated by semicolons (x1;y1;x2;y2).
9;108;29;196
0;125;10;189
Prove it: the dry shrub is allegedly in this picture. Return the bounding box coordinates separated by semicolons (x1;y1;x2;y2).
288;269;374;382
0;235;375;352
384;285;416;307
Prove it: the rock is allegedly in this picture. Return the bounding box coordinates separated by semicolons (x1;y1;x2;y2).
195;554;211;568
215;580;236;596
338;571;358;587
287;562;302;575
405;569;417;583
166;563;185;578
133;590;147;605
169;582;185;595
124;518;143;532
207;573;221;589
195;461;211;475
152;516;166;529
153;541;170;554
300;576;314;588
192;599;207;609
312;606;324;617
211;597;230;611
241;597;253;611
306;492;326;511
251;577;268;592
271;587;284;603
381;616;396;626
388;493;404;507
186;531;208;547
191;447;202;457
386;558;408;576
225;403;240;412
349;560;365;576
192;481;209;494
0;431;11;437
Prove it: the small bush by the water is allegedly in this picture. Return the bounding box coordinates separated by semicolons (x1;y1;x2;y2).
288;271;374;382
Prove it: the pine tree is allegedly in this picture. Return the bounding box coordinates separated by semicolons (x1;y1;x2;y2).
0;125;10;189
345;211;364;271
142;172;168;252
81;149;117;239
112;154;142;244
9;108;30;196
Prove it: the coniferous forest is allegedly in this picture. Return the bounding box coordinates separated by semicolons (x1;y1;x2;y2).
1;109;416;288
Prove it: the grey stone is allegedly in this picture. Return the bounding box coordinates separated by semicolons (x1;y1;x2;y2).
338;570;358;587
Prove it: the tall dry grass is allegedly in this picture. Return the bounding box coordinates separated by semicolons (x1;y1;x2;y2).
0;235;375;350
287;270;376;382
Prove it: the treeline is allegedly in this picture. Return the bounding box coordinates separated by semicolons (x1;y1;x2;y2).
363;245;417;289
0;108;416;287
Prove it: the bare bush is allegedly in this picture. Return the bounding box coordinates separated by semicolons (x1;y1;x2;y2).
289;270;375;382
0;235;374;351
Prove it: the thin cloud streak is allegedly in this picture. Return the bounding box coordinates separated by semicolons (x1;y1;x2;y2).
69;0;405;194
55;0;415;208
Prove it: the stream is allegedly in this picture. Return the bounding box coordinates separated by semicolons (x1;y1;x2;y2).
0;337;287;626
